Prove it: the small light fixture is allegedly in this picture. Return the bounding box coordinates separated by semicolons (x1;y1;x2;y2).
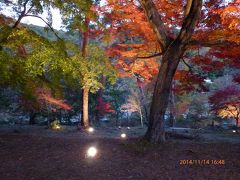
232;130;236;133
127;127;131;129
87;147;97;157
88;127;94;132
121;133;127;138
55;125;61;129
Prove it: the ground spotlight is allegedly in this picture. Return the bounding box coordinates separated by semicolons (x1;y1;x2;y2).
87;147;97;157
121;133;127;138
88;127;94;132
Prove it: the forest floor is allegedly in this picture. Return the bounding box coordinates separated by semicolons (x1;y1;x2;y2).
0;125;239;180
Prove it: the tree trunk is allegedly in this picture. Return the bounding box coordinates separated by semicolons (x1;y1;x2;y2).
81;88;90;128
139;107;144;127
116;112;120;127
81;88;89;128
141;0;203;143
136;79;149;125
144;41;185;143
169;113;175;127
29;112;37;125
236;118;239;132
80;18;90;128
81;20;89;58
212;120;215;127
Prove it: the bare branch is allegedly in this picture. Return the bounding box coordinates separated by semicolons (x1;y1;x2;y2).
22;0;29;13
10;0;62;41
12;0;30;28
26;5;34;15
24;15;63;41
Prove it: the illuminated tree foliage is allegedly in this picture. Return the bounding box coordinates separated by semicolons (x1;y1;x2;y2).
0;11;116;125
121;90;144;127
99;0;240;143
53;0;109;128
63;43;117;114
0;16;71;123
209;85;240;129
96;97;115;116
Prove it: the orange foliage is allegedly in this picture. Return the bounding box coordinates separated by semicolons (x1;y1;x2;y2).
116;58;159;81
209;85;240;126
36;88;72;111
98;0;240;91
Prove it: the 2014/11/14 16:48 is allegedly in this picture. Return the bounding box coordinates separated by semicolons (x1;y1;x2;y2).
179;159;225;165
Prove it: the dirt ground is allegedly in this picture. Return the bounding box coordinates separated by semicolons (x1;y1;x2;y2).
0;125;239;180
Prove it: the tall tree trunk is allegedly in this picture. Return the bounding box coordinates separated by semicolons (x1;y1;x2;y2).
236;119;239;133
169;113;174;127
81;87;89;128
136;78;149;125
80;18;90;128
211;120;215;127
139;107;144;127
236;114;239;131
81;20;89;57
237;111;240;129
144;41;185;143
140;0;202;143
29;112;37;125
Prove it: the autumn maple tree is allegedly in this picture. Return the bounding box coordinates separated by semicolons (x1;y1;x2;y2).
101;0;240;143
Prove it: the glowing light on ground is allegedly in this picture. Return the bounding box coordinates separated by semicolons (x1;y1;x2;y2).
121;133;127;138
127;127;131;129
87;147;97;157
55;125;61;129
88;127;94;132
232;130;236;133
